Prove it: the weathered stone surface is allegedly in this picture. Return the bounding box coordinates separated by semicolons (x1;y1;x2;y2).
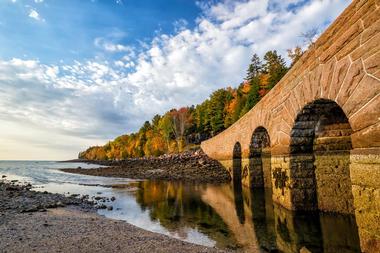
328;56;351;100
336;58;365;107
351;33;380;61
364;50;380;79
336;35;360;60
320;58;337;98
349;93;380;131
361;18;380;45
320;21;363;63
343;75;380;117
362;5;380;29
351;122;380;149
350;162;380;188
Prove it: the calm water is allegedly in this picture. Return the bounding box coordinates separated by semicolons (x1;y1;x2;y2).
0;161;362;252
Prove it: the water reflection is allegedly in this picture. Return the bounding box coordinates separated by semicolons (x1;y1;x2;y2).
0;161;363;252
134;181;237;249
134;181;362;252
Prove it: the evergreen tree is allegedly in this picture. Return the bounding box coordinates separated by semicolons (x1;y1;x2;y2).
241;76;261;116
208;89;229;135
263;50;288;89
246;53;262;81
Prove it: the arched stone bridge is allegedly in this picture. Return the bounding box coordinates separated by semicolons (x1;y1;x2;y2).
201;0;380;251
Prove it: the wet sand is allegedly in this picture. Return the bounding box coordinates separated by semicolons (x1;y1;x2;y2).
0;208;229;253
0;180;231;253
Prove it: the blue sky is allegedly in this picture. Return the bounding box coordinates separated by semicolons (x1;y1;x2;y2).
0;0;201;64
0;0;350;160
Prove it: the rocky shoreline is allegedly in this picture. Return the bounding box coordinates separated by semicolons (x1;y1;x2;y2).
0;180;230;252
62;150;231;184
0;180;94;214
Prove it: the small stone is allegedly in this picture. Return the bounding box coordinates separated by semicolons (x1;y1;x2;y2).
107;206;113;211
96;204;107;209
56;201;65;207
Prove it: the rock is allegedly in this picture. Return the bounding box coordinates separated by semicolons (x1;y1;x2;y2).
110;196;116;201
96;204;107;209
300;246;312;253
107;206;113;211
56;201;65;207
2;175;6;178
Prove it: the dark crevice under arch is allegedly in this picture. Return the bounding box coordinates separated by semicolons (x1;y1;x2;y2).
289;99;355;213
249;127;271;188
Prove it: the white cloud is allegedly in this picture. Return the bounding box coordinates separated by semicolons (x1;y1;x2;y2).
34;0;44;3
94;37;133;53
28;9;44;22
0;0;350;159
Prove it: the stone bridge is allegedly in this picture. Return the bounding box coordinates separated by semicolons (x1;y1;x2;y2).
201;0;380;251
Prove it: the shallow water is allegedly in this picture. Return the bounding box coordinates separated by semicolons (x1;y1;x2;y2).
0;161;362;252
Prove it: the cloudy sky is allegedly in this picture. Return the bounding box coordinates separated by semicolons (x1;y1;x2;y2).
0;0;350;160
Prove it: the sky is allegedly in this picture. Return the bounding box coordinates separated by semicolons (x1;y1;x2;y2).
0;0;350;160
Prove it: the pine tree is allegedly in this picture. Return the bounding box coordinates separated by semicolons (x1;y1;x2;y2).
245;53;262;81
263;50;288;89
241;76;261;116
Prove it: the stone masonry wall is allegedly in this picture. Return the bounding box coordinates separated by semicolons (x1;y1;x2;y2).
201;1;380;252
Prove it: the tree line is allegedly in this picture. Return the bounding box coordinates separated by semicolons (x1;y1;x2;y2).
79;50;293;160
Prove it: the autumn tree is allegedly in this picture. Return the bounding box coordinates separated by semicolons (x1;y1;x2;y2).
159;113;174;149
169;107;192;151
287;46;303;67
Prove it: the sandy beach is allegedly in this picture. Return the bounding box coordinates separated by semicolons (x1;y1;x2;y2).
0;180;231;253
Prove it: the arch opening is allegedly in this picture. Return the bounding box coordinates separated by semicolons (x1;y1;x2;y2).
249;127;271;188
289;99;354;213
232;142;245;224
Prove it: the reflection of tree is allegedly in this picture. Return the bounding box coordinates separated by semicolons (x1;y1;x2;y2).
134;180;362;253
134;181;236;248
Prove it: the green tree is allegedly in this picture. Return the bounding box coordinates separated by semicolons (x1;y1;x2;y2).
241;76;260;116
245;53;262;81
159;114;174;148
263;50;288;89
208;89;229;135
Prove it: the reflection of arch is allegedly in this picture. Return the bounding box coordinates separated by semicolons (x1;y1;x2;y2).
232;142;245;224
249;127;271;188
250;187;277;251
289;99;354;213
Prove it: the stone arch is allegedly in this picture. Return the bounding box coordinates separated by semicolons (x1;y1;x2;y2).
232;142;242;183
289;99;354;213
249;126;271;188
